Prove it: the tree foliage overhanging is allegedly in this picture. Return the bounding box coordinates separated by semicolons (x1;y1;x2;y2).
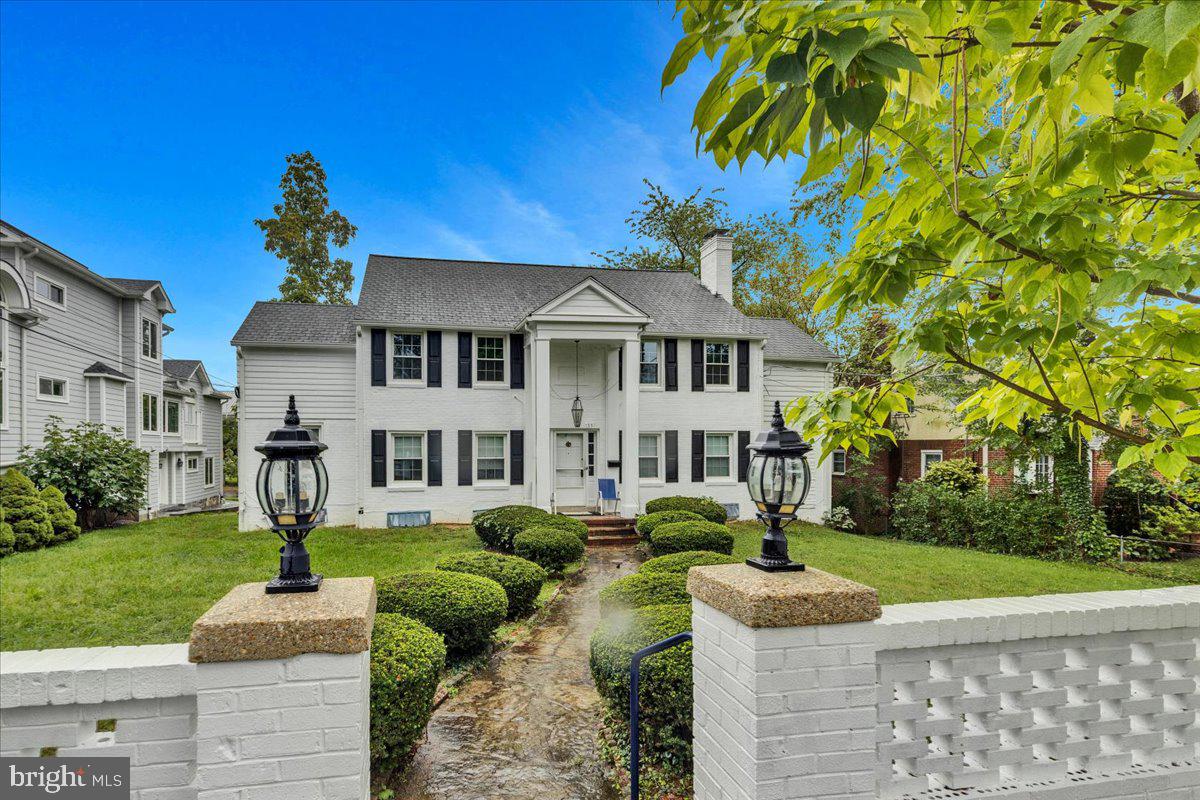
664;0;1200;477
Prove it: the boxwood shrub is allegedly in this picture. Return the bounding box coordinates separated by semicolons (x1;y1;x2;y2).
649;521;734;556
541;514;590;543
472;505;553;551
590;603;692;769
635;510;706;538
513;526;585;573
644;495;727;524
598;572;689;615
377;570;508;654
369;612;446;776
639;550;740;575
436;551;547;618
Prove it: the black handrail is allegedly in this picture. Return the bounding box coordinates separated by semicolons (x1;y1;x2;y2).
629;631;692;800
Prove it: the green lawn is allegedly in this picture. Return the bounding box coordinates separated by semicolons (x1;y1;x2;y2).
727;522;1200;605
3;513;1196;652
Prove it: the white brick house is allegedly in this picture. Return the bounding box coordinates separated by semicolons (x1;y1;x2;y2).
232;231;838;529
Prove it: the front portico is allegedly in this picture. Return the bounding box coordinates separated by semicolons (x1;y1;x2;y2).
526;277;651;518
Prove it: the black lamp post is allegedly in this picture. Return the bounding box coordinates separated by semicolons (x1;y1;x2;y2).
745;400;812;572
254;395;329;594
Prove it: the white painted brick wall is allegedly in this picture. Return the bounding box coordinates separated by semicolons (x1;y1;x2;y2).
693;586;1200;800
1;645;370;800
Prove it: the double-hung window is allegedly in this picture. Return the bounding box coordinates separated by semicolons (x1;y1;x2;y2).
34;276;65;306
639;340;660;385
204;457;215;487
392;433;425;484
142;394;159;432
38;376;67;402
705;433;732;478
705;342;730;386
392;333;422;381
831;449;847;476
638;433;661;480
476;336;505;383
476;432;507;482
142;319;159;359
187;456;199;471
919;450;943;477
1030;453;1053;486
165;400;180;433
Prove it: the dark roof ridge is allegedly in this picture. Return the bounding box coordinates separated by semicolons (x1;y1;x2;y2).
367;253;695;275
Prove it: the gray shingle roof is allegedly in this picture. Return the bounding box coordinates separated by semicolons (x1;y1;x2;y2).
232;301;356;346
354;255;757;337
746;317;840;362
105;278;161;294
83;361;132;380
163;359;201;380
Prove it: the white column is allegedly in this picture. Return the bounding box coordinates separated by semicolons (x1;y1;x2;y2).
621;336;640;517
533;336;553;512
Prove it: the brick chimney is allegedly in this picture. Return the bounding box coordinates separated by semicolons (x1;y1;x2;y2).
699;228;733;301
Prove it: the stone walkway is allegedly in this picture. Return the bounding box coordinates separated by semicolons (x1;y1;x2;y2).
394;545;637;800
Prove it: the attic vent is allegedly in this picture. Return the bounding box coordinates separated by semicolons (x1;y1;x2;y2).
387;511;431;528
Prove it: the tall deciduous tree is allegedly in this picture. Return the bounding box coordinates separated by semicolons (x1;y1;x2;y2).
664;1;1200;477
255;151;357;304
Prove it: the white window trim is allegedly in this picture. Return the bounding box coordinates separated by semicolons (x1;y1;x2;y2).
474;334;508;386
36;373;70;404
1022;453;1055;487
474;431;509;485
704;431;736;483
703;340;733;391
919;449;944;477
186;456;199;471
141;318;160;361
638;431;664;484
141;393;160;432
390;431;427;489
165;399;181;434
304;424;322;443
32;272;66;309
831;448;847;476
390;330;425;385
639;339;663;389
204;456;216;487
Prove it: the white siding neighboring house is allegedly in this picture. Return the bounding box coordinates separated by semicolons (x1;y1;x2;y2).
0;220;228;516
233;231;839;529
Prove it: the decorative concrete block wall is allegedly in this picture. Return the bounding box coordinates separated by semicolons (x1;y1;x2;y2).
1;577;375;800
688;565;1200;800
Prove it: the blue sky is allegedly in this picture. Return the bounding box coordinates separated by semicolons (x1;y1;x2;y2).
1;1;812;387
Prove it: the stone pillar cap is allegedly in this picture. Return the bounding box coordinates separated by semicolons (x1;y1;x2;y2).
189;577;376;663
688;564;880;628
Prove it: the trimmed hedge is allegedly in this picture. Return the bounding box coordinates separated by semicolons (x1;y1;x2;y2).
644;496;727;524
640;550;739;575
473;505;552;551
541;514;590;543
41;486;81;543
650;521;734;556
436;551;547;618
369;613;446;775
0;469;53;551
590;603;692;769
0;506;13;558
598;572;689;615
635;510;706;538
513;526;585;573
377;570;508;654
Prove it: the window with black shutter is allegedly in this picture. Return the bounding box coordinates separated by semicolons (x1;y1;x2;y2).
510;334;525;389
457;430;473;485
370;430;387;486
458;333;472;388
691;430;705;482
427;430;442;486
427;331;442;387
737;340;750;392
510;430;524;485
691;340;704;391
665;430;679;483
738;430;751;481
370;329;386;386
664;338;678;391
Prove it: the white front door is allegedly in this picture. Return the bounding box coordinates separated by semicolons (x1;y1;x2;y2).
554;432;587;508
159;454;171;507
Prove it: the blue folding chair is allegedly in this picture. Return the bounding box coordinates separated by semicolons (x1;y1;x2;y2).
598;478;619;515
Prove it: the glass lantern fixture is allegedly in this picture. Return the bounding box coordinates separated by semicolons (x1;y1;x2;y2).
745;400;812;572
254;395;329;593
571;340;584;428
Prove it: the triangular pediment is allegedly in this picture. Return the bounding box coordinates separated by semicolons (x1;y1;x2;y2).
527;278;651;323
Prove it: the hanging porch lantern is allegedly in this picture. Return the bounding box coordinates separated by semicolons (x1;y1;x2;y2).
571;340;584;428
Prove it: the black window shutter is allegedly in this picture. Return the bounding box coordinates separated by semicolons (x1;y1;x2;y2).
737;340;750;392
510;334;524;389
458;332;472;388
665;430;679;483
510;430;524;485
427;430;442;486
618;347;624;391
371;430;387;487
371;329;386;386
691;430;705;482
427;332;442;388
738;430;751;482
691;340;705;391
457;430;473;485
664;338;678;391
